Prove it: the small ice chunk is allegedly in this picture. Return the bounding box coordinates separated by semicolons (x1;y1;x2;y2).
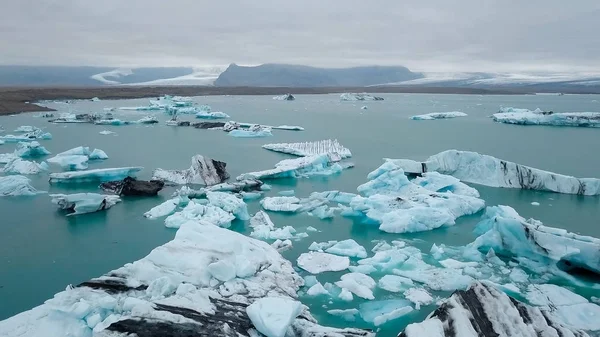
327;309;359;321
307;282;330;297
359;300;414;326
438;259;479;269
278;190;295;196
246;297;303;337
89;149;108;160
403;288;433;309
297;252;350;274
303;276;318;288
229;125;272;138
241;191;263;200
0;175;43;196
14;141;51;158
309;205;336;219
271;239;292;252
152;155;229;186
378;275;414;293
531;201;540;206
410;111;467;120
144;198;180;219
335;273;376;300
206;191;250;220
250;211;298;240
338;288;354;301
262;139;352;159
348;265;377;274
47;155;89;171
309;241;338;251
325;239;368;258
261;196;301;212
99;130;115;135
306;226;318;232
2;158;47;175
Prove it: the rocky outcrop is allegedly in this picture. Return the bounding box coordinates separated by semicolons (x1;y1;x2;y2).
399;282;589;337
100;176;165;196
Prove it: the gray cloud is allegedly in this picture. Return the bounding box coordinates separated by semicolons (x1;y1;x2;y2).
1;0;599;72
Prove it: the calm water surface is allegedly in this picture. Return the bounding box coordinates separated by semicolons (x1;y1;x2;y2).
1;94;599;334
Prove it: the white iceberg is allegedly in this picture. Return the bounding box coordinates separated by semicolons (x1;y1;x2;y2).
195;110;230;119
324;239;368;258
144;198;181;219
467;205;600;275
272;125;304;131
237;153;350;181
378;275;414;293
14;141;51;158
273;94;295;101
89;149;108;160
335;273;376;300
206;191;250;220
403;288;434;309
271;239;293;252
493;107;600;127
0;175;43;196
152;155;229;186
229;125;273;138
49;167;143;183
47;155;89;170
55;146;91;157
2;158;48;175
99;130;115;135
246;297;303;337
410;111;467;120
250;211;299;240
14;125;39;133
340;93;384;101
262;139;351;158
164;201;235;229
260;196;328;213
297;252;350;274
391;150;600;195
359;300;414;326
51;193;121;215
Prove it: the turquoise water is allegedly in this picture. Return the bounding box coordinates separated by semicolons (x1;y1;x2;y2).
1;94;599;334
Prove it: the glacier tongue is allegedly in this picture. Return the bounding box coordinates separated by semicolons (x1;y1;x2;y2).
152;154;229;186
262;139;352;158
390;150;600;195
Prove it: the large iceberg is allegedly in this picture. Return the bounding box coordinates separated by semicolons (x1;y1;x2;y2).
0;221;373;337
152;155;229;186
50;193;121;216
237;153;351;181
347;160;484;233
467;205;600;275
410;111;467;120
493;107;600;127
14;141;51;158
164;200;235;229
262;139;352;158
229;125;273;138
399;282;592;337
47;155;89;170
340;93;384;101
49;167;143;184
391;150;600;195
0;175;43;196
2;157;48;175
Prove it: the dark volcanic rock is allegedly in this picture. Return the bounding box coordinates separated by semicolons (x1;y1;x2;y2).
399;282;589;337
101;176;165;196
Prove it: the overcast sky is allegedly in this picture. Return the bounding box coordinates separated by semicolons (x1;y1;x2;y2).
2;0;599;72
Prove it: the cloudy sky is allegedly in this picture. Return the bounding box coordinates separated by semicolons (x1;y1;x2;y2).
2;0;599;72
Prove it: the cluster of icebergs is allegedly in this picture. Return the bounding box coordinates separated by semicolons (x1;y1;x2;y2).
493;107;600;127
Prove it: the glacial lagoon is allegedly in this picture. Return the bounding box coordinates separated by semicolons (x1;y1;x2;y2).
1;93;600;335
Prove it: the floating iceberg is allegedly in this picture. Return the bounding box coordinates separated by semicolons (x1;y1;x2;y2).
468;205;600;275
229;125;273;138
118;105;162;111
359;300;414;326
378;275;414;293
152;155;229;185
164;200;235;228
89;149;108;160
99;130;115;135
144;198;180;219
237;153;351;181
410;111;467;120
392;150;600;195
51;193;121;216
493;107;600;127
297;252;350;274
136;115;159;124
0;153;17;164
49;167;143;184
206;191;250;220
250;211;300;240
400;282;592;337
272;125;304;131
0;175;43;196
195;110;230;119
47;155;89;170
403;288;433;309
14;125;39;133
0;131;49;143
14;141;51;158
273;94;295;101
262;139;352;158
324;239;368;258
2;158;48;175
348;161;484;233
335;273;376;300
149;94;193;108
340;93;384;101
246;297;303;337
56;146;91;157
260;196;328;213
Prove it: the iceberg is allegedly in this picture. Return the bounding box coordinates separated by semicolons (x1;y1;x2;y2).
206;191;250;220
410;111;467;120
273;94;296;101
50;193;121;216
340;93;384;101
335;273;376;300
195;110;230;119
14;125;39;133
349;161;484;233
237;153;351;181
0;221;373;337
152;155;229;186
328;309;360;322
403;288;433;309
144;198;180;219
229;125;273;138
0;175;42;196
262;139;352;158
390;150;600;195
0;132;48;143
359;300;414;326
399;282;592;337
56;146;91;157
164;200;235;228
297;252;350;274
250;211;300;240
324;239;368;258
260;196;328;213
0;153;17;164
101;177;164;196
272;125;304;131
468;205;600;275
378;275;414;293
99;130;115;135
2;158;48;175
47;155;89;170
49;167;143;184
493;107;600;127
89;149;108;160
14;141;51;158
246;297;303;337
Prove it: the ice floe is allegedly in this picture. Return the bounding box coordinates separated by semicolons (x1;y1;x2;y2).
164;200;234;229
246;297;303;337
297;252;350;274
0;175;44;196
14;141;51;158
89;149;108;160
262;139;352;158
152;155;229;185
2;157;48;175
493;107;600;127
340;93;384;101
250;211;302;240
359;300;414;326
229;125;273;138
410;111;467;120
237;153;351;181
273;94;295;101
335;273;376;300
392;149;600;195
49;167;143;183
144;198;181;219
50;193;121;215
48;155;89;170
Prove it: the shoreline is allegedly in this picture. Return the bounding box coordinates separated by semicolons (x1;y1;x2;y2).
0;85;526;116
